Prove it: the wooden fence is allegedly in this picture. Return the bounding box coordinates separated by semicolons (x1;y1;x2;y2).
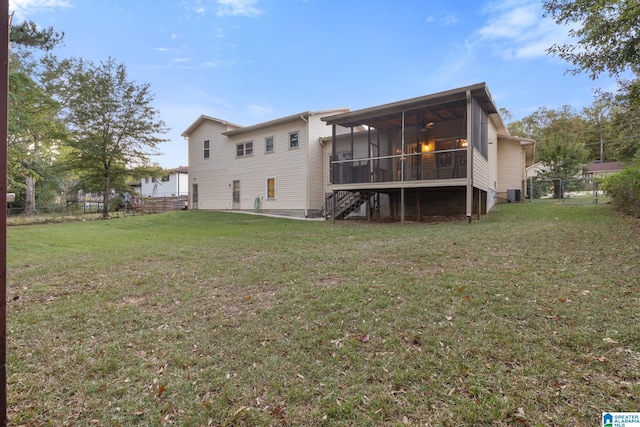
139;196;188;213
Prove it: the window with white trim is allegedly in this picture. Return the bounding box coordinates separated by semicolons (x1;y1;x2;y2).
266;177;275;199
289;132;299;149
203;140;210;158
265;136;274;153
236;141;253;157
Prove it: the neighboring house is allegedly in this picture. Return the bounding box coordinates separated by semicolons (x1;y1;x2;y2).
526;161;547;179
140;166;189;197
183;83;535;221
583;161;625;179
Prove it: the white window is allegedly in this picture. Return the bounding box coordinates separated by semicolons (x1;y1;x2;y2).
289;132;299;149
203;140;210;159
266;177;275;199
236;141;253;157
265;136;274;153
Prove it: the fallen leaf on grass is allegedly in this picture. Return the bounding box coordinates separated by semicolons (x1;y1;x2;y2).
271;406;281;415
603;337;618;344
514;407;527;423
157;384;166;397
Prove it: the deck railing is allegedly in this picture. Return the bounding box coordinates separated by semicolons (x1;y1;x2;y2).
331;149;467;185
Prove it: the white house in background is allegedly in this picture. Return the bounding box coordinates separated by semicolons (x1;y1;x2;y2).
140;166;189;197
183;83;536;221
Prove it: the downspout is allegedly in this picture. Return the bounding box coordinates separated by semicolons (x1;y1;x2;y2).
302;114;309;217
332;125;337;224
401;110;405;224
466;90;473;222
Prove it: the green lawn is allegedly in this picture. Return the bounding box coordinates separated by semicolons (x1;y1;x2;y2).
6;204;640;426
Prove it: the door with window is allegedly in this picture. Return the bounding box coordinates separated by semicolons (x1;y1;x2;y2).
192;184;198;209
232;180;240;210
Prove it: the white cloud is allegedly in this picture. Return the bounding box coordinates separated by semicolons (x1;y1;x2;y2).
440;14;460;26
476;0;572;60
200;59;235;68
216;0;263;17
246;103;273;121
11;0;70;20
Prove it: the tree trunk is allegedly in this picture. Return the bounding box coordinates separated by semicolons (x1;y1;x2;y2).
553;180;563;199
102;175;110;219
24;174;36;215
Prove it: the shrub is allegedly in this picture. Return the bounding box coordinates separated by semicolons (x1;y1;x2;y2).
602;164;640;216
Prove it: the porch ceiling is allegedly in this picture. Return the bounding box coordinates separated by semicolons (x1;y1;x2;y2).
323;82;497;131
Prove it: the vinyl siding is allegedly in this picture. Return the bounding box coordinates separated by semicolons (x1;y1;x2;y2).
497;139;523;194
188;120;233;209
473;147;490;191
307;114;343;212
186;113;339;215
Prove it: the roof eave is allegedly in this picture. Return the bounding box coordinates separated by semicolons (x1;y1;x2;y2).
181;115;243;138
222;109;349;136
321;83;494;127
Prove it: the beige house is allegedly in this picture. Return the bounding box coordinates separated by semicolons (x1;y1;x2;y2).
182;83;535;221
583;161;625;179
182;109;349;217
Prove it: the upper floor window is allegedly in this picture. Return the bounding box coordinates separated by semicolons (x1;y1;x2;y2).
289;132;299;149
265;136;274;153
203;140;210;159
236;141;253;157
161;175;170;182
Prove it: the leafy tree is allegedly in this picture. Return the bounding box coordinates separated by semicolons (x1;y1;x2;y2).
43;57;168;218
606;78;640;160
580;97;616;162
543;0;640;78
6;19;66;213
510;106;593;198
537;134;591;198
602;163;640;216
10;19;64;52
8;59;67;212
507;105;587;144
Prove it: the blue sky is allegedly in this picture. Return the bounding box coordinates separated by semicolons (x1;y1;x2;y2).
12;0;619;168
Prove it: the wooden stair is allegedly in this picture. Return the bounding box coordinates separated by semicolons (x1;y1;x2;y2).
325;191;368;220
